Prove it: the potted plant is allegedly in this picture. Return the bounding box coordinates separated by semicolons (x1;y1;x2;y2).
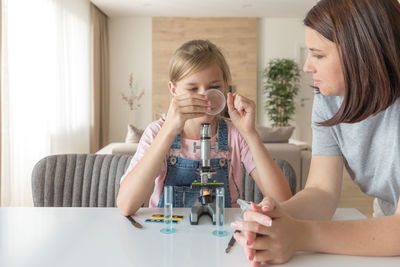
263;58;300;127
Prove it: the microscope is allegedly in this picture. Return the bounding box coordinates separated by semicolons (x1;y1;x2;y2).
190;123;224;225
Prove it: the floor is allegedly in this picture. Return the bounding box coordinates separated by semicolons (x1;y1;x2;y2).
338;169;374;217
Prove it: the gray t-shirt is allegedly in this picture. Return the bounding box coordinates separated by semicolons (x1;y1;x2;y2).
312;94;400;215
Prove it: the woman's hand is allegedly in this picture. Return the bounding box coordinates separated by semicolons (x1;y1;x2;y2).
227;92;256;135
163;93;210;135
231;197;309;266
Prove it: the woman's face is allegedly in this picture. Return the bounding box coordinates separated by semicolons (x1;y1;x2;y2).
169;64;226;122
303;27;345;96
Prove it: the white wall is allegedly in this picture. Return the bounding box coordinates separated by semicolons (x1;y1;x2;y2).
257;18;310;138
257;18;304;125
108;17;152;142
108;17;311;143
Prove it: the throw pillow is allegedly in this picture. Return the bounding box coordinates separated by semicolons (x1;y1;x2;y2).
125;124;144;143
255;126;295;143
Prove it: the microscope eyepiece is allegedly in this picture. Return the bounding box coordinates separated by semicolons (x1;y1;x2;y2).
200;123;211;138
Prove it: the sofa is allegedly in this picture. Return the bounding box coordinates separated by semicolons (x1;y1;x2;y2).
96;127;311;193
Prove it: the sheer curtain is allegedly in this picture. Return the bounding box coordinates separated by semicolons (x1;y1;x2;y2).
1;0;91;206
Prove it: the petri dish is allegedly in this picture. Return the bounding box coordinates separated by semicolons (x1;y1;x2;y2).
205;89;226;115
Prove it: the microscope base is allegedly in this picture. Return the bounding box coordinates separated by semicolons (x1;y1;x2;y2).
190;202;216;225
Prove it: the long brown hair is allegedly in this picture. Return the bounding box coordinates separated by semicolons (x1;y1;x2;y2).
304;0;400;126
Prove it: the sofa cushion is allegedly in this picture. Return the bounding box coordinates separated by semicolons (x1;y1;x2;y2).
112;143;139;154
125;124;144;143
256;126;295;143
96;142;138;155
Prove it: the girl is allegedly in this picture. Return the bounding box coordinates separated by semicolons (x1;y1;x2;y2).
117;40;292;215
232;0;400;265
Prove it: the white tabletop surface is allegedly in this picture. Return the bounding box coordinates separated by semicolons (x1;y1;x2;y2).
0;207;399;267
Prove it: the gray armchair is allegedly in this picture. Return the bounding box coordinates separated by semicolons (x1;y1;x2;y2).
31;154;132;207
31;154;296;207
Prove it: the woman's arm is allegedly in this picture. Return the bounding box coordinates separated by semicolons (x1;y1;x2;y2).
232;155;400;264
233;154;343;264
305;208;400;256
280;155;344;220
234;198;400;265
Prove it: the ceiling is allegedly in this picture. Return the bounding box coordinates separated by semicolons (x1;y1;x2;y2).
91;0;319;18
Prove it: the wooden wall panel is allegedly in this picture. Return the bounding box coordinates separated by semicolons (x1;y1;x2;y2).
152;17;257;118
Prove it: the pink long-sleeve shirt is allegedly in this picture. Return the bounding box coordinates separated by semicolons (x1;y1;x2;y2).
120;119;256;207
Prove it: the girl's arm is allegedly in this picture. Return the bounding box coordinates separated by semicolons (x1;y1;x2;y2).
117;93;210;216
246;134;292;202
116;125;176;216
226;92;291;202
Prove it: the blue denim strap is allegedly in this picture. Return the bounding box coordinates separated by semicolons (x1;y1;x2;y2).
170;133;181;149
217;118;229;151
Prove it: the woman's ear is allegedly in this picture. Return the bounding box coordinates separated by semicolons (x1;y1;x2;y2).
168;81;176;96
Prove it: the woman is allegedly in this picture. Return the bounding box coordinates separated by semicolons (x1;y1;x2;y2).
231;0;400;265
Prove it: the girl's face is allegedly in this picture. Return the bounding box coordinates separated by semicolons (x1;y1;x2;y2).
169;64;226;122
303;27;345;96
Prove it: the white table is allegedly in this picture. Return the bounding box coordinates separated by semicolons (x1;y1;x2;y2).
0;208;399;267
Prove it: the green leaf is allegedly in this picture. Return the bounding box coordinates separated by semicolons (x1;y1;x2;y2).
262;58;300;126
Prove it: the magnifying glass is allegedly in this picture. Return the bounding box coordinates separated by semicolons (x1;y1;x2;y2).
205;89;226;115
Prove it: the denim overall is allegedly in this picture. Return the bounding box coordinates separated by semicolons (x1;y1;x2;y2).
157;118;231;208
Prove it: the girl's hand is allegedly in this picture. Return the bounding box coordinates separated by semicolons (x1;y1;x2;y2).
227;92;256;135
231;197;308;266
163;93;210;135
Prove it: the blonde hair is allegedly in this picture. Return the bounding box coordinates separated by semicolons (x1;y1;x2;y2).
168;40;231;89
